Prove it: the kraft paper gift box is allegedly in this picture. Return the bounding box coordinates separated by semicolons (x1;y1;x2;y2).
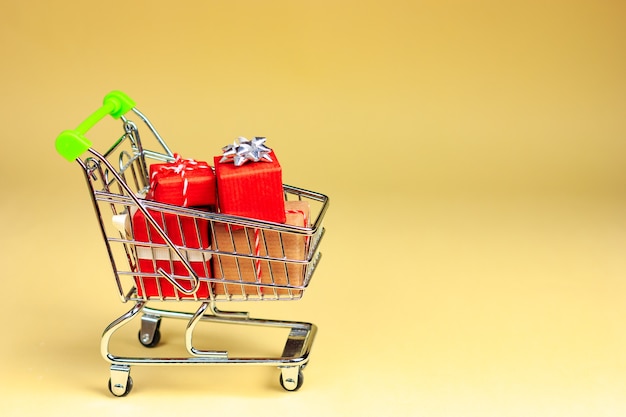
212;200;310;297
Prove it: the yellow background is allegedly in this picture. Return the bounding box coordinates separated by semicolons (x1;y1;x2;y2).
1;0;626;415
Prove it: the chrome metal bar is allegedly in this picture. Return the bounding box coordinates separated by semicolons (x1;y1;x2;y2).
101;303;316;367
131;107;174;158
185;302;229;359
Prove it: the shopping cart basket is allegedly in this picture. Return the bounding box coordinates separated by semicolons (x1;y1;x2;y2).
55;91;328;396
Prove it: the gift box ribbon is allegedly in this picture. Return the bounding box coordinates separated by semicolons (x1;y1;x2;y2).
135;246;211;263
150;153;211;207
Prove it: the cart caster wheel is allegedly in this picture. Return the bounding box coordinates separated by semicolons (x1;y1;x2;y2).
108;375;133;397
279;368;304;392
138;327;161;348
138;315;161;348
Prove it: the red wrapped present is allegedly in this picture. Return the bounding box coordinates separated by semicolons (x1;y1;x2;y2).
214;138;286;223
147;154;217;208
132;207;212;299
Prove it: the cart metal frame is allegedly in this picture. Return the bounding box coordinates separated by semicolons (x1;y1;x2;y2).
56;92;328;395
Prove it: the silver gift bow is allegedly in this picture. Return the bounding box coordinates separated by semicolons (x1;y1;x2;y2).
219;136;273;166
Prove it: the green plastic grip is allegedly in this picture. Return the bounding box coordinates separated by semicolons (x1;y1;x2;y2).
55;90;136;161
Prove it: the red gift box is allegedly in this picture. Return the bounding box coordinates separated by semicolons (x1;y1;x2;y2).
132;208;212;299
213;150;286;223
148;155;217;208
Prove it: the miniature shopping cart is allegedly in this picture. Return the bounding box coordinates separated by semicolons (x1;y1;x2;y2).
55;91;328;396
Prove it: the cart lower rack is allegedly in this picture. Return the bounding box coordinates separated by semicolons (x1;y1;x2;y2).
55;91;328;395
105;303;317;395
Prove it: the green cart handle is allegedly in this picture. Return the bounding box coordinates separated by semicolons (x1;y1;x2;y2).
55;91;136;161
